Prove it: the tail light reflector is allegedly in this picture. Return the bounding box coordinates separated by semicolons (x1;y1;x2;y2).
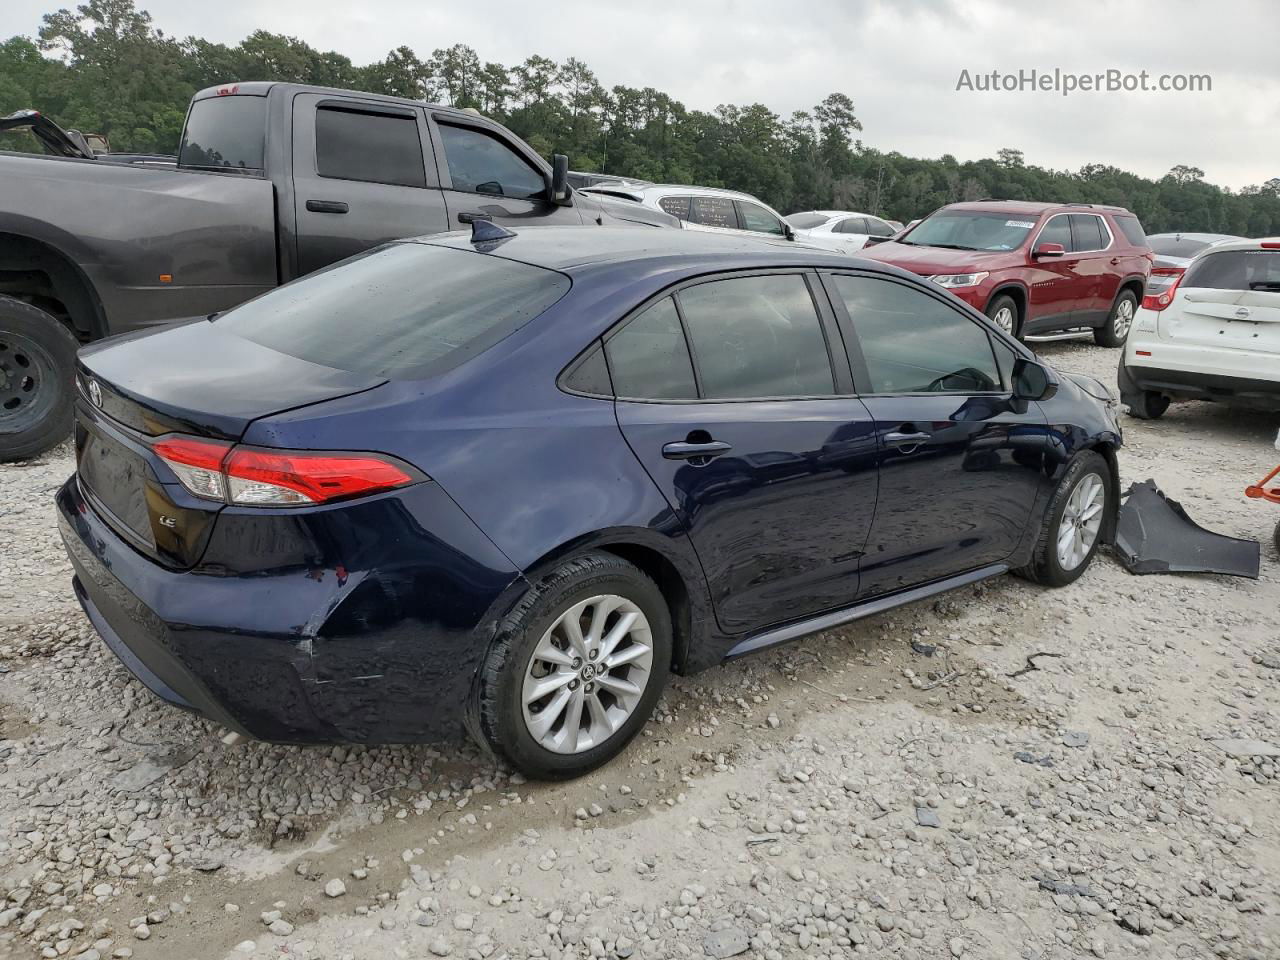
152;436;415;506
1142;270;1184;311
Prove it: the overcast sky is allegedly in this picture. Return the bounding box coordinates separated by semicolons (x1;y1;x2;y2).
5;0;1278;189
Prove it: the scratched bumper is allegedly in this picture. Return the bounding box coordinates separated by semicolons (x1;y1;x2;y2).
57;475;522;743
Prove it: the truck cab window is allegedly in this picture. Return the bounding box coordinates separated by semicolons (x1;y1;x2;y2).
315;107;426;188
437;123;546;200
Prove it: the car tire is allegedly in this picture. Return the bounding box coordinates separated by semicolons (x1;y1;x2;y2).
985;294;1021;340
0;296;79;462
1273;520;1280;559
1126;390;1170;420
477;551;672;780
1015;450;1110;588
1093;290;1138;348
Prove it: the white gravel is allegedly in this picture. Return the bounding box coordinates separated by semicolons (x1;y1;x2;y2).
1;340;1278;960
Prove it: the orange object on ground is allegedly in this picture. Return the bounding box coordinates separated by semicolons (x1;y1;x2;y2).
1245;465;1280;504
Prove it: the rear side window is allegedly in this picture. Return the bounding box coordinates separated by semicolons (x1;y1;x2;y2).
178;96;267;172
658;196;691;220
737;201;785;236
605;297;697;400
834;217;868;235
690;196;738;229
1069;214;1108;252
1183;251;1280;291
438;123;546;199
832;275;1000;394
1114;216;1148;247
678;275;835;399
215;244;570;379
316;107;425;187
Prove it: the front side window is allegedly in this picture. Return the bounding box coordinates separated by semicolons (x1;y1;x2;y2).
216;243;569;379
1069;214;1108;252
737;202;785;236
316;107;425;187
1037;215;1073;251
677;275;835;399
901;210;1036;252
690;196;738;229
832;275;1001;394
833;217;869;235
604;297;697;400
786;212;831;229
865;218;895;237
438;123;546;199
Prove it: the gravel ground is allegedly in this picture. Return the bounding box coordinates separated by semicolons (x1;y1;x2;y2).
1;340;1278;960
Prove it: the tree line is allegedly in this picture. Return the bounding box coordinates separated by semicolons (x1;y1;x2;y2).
3;0;1279;235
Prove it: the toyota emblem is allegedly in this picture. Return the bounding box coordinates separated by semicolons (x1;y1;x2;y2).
87;378;102;408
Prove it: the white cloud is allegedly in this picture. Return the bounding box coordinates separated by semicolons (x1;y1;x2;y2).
4;0;1276;188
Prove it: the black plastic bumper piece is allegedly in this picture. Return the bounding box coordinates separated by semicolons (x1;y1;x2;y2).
1115;480;1260;578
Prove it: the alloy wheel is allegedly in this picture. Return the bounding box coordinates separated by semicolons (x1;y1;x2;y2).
991;306;1015;336
521;594;654;754
1113;299;1135;339
1056;472;1105;571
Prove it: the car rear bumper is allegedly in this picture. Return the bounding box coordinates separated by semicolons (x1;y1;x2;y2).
1119;357;1280;403
58;475;525;744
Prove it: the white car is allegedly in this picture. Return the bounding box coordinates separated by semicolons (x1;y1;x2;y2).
784;210;900;253
1119;237;1280;418
579;184;794;240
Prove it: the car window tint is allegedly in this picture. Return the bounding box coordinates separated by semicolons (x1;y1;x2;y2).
438;123;545;199
737;201;785;235
605;297;697;400
865;218;895;237
690;196;738;229
178;95;267;172
834;217;867;235
658;196;691;220
1070;214;1107;251
315;107;425;187
990;337;1019;391
832;275;1001;394
786;213;831;229
678;275;835;398
1037;215;1073;251
563;341;612;396
1115;216;1148;246
1183;250;1280;291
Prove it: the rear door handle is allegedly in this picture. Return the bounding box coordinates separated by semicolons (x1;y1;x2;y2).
458;212;493;224
662;440;732;460
884;430;931;446
305;200;348;214
1110;257;1120;265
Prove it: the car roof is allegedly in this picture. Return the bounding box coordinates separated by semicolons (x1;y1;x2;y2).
794;210;881;219
413;225;886;275
940;200;1134;217
192;82;488;127
1147;232;1242;243
1193;236;1280;254
633;183;769;203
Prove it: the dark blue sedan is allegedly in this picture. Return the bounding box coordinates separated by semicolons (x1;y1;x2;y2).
58;225;1122;779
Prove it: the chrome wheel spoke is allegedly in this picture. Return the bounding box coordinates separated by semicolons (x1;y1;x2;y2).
598;610;638;661
604;643;648;670
527;686;572;740
596;673;642;701
525;670;574;702
585;692;615;740
554;686;586;752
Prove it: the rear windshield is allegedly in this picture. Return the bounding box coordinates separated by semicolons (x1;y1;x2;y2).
179;96;267;173
215;243;571;379
785;213;831;229
1148;236;1212;257
1113;216;1148;247
899;211;1035;252
1183;250;1280;292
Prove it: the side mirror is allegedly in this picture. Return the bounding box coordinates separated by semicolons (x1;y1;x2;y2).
1032;241;1066;259
550;154;571;205
1012;356;1059;401
783;223;796;241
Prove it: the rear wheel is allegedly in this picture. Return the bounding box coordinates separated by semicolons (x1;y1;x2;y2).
0;296;78;462
1016;451;1110;587
1094;290;1137;347
477;551;672;780
985;294;1020;340
1126;390;1170;420
1273;520;1280;559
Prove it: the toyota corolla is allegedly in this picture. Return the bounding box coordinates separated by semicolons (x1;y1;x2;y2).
58;225;1122;779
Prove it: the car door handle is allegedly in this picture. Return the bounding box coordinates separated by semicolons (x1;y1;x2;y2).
884;430;931;446
305;200;348;214
457;212;493;224
1110;257;1120;266
662;440;732;460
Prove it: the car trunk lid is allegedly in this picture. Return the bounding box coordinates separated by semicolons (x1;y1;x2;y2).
1160;249;1280;354
74;319;387;568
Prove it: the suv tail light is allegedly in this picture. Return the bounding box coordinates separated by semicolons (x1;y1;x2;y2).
154;436;416;506
1141;269;1184;311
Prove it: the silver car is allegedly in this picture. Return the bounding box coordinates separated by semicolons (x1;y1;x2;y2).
579;183;795;240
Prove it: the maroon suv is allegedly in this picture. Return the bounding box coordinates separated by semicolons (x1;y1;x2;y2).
859;201;1153;346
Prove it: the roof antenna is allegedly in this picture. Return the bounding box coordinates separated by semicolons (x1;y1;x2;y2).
470;218;516;245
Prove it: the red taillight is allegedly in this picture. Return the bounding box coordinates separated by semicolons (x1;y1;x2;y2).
1141;270;1184;311
1260;241;1280;249
223;448;414;505
152;435;414;506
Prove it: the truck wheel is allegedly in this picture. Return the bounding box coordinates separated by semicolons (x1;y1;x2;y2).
0;296;78;462
1126;391;1170;420
985;294;1021;340
1094;290;1137;347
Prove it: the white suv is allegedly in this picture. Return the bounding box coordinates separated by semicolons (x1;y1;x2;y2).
1120;237;1280;418
579;184;795;241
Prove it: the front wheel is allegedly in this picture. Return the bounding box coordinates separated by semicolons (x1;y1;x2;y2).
985;294;1020;340
0;296;79;462
1094;290;1137;347
477;551;672;780
1016;451;1110;587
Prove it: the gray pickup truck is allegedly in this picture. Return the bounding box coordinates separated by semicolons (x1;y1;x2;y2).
0;82;677;460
